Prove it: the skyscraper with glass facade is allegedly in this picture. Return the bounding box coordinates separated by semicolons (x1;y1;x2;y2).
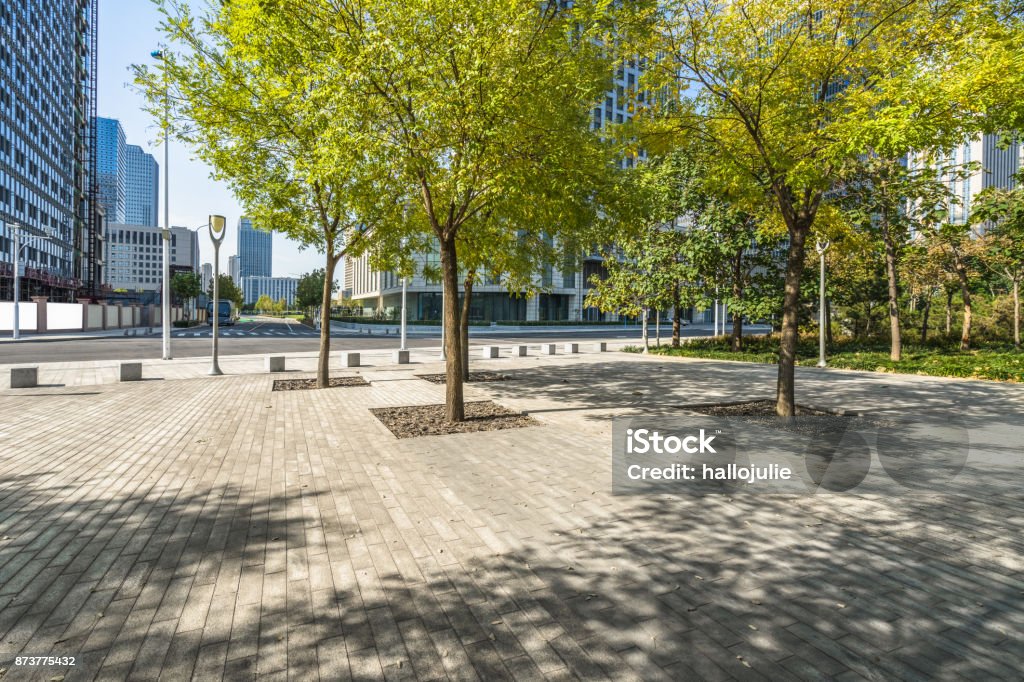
96;116;126;224
238;217;272;278
1;0;100;302
125;144;158;226
95;117;159;228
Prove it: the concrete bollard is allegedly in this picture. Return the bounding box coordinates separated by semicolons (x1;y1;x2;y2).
514;345;529;357
393;350;410;364
343;352;361;367
266;355;286;372
10;367;38;389
543;344;557;355
564;343;579;354
119;362;143;382
482;346;500;359
595;342;607;352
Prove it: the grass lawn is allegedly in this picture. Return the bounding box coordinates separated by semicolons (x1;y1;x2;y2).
628;335;1024;383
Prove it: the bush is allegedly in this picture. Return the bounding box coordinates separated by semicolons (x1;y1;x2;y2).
173;320;201;328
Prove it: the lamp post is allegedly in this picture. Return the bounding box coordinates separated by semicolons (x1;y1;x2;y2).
816;239;831;368
152;49;172;360
208;215;227;375
399;238;409;352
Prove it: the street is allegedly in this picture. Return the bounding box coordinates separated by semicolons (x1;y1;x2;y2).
0;320;768;364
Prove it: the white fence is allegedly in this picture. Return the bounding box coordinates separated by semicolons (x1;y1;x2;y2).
0;299;191;334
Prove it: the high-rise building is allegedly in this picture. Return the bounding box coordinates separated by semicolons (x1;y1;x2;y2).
242;276;298;306
125;145;159;226
96;117;127;224
95;117;159;228
105;224;199;293
228;254;240;286
1;0;100;302
238;217;272;278
201;262;213;292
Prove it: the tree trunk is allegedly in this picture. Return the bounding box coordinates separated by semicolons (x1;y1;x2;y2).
953;252;972;351
317;249;340;389
776;219;810;417
672;283;681;348
1013;278;1020;349
440;237;465;421
945;289;953;335
731;249;743;352
461;272;474;383
882;217;902;361
642;307;649;352
920;296;931;344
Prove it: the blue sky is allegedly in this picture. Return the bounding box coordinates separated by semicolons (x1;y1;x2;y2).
98;1;326;279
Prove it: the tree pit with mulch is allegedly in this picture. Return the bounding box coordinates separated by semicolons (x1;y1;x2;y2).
272;376;370;391
678;399;894;437
371;400;537;438
416;371;513;384
684;399;836;417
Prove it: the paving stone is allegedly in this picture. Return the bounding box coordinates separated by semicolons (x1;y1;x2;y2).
0;351;1021;680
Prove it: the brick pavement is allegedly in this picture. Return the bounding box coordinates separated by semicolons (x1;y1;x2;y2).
0;351;1022;680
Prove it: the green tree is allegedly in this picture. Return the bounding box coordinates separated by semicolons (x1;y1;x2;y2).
136;1;401;389
972;174;1024;348
325;0;620;420
254;294;274;314
296;269;336;312
638;0;1021;415
838;157;972;359
170;271;202;321
209;274;244;310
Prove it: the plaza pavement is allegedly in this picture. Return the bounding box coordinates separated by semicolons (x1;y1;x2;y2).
0;347;1022;680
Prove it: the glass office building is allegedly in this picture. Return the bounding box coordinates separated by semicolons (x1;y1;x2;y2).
0;0;100;301
238;217;272;278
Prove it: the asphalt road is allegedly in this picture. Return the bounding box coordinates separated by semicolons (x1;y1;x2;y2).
0;320;760;364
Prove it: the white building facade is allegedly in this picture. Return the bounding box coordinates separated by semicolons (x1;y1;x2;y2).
104;224;199;292
242;276;298;306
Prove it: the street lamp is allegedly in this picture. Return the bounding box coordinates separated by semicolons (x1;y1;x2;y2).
816;239;831;368
400;239;409;352
152;49;172;360
208;215;227;375
4;221;54;340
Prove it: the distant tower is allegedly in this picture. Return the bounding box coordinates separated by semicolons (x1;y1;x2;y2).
125;145;160;226
237;217;272;278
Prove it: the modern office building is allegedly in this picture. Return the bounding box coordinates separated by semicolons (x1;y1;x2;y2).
95;117;159;227
95;117;126;224
125;144;159;226
201;262;213;291
926;134;1021;226
228;254;240;286
237;217;271;278
105;224;199;293
242;276;298;307
1;0;100;302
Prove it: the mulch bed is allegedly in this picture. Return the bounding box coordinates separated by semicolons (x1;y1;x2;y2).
416;371;513;384
371;400;537;439
272;376;370;391
685;399;834;417
679;399;893;436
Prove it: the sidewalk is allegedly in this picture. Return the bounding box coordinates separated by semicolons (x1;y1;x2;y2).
0;340;628;389
0;351;1021;679
0;327;154;343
